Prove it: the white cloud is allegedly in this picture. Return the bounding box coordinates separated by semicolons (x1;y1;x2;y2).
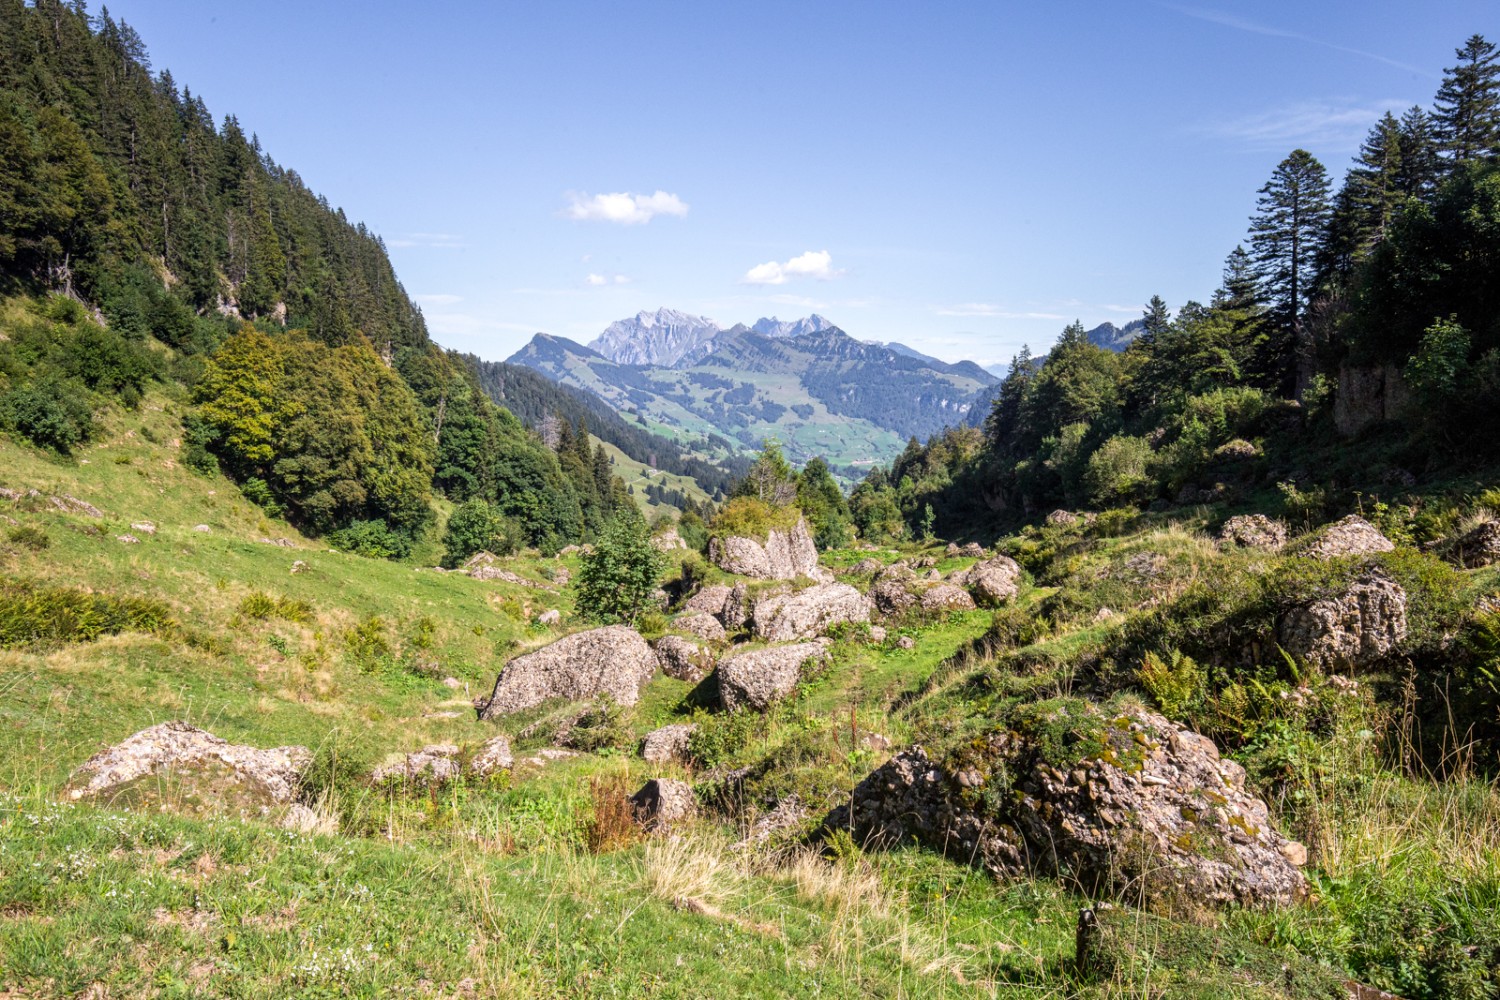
387;232;466;249
742;249;840;285
585;274;607;286
563;190;689;225
586;273;630;286
412;293;463;306
1205;98;1408;150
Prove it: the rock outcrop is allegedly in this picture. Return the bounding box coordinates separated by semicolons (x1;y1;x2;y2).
651;528;688;552
1295;515;1394;561
477;626;659;718
641;724;697;764
721;582;751;631
469;736;515;777
708;518;823;580
919;583;976;612
1218;514;1288;550
717;642;828;712
684;584;732;618
1436;520;1500;569
751;583;872;642
654;635;715;683
674;612;727;643
630;778;697;831
825;707;1306;909
66;722;309;815
962;555;1022;606
845;557;884;576
372;744;462;786
869;579;918;618
1278;569;1407;669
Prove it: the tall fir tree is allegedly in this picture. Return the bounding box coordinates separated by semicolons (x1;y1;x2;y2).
1433;34;1500;166
1396;106;1443;200
1247;149;1331;394
1141;295;1171;343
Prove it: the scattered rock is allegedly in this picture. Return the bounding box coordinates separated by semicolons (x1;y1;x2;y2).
464;552;552;589
1278;568;1407;669
1295;515;1394;561
1435;519;1500;569
441;677;463;689
372;744;461;786
708;518;825;581
826;707;1306;909
876;562;915;582
751;583;872;642
684;584;732;618
845;557;884;576
66;722;309;815
960;542;986;558
962;555;1022;606
735;795;810;851
870;579;919;618
193;524;211;533
258;537;295;548
642;724;697;764
720;582;751;630
945;543;962;557
290;560;308;575
537;609;561;626
919;583;976;612
1218;514;1288;550
630;778;697;832
130;521;157;536
476;626;659;718
116;534;140;545
651;528;688;552
868;625;888;643
469;736;514;777
1045;509;1080;528
655;635;715;682
674;612;727;643
896;636;915;649
717;642;829;712
923;568;942;581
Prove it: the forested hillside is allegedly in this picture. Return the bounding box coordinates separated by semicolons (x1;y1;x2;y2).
857;35;1500;543
0;0;707;560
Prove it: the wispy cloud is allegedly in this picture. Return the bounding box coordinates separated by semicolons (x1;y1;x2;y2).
742;250;841;286
563;190;689;225
412;293;463;307
1161;4;1434;76
585;273;630;286
1206;98;1408;150
934;303;1068;320
387;232;465;249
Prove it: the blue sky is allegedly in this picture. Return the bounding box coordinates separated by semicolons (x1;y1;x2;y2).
110;1;1492;366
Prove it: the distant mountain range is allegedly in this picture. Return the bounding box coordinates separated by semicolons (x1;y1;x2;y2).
1087;319;1146;352
509;316;997;474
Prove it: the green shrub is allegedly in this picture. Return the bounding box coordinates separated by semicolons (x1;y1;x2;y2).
442;498;520;567
575;512;667;626
1084;434;1153;506
708;496;800;542
561;698;634;755
2;377;94;453
329;519;411;560
5;525;49;550
344;615;393;671
237;592;313;624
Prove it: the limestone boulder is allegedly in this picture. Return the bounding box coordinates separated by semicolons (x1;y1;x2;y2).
751;582;872;642
469;736;514;777
826;707;1306;909
654;635;715;683
870;579;919;618
476;626;659;718
1436;519;1500;569
919;583;976;612
66;722;309;816
720;582;751;630
651;528;688;552
845;557;884;576
1218;514;1288;550
630;778;697;832
717;642;829;712
372;744;461;786
684;584;732;618
674;612;727;643
962;555;1022;607
1278;569;1407;669
1295;515;1394;561
642;724;697;764
708;517;825;581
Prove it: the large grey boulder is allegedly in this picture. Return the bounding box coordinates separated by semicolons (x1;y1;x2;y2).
751;582;872;642
630;778;697;832
66;722;309;814
717;642;829;712
684;584;732;617
641;723;697;764
721;582;752;631
1278;569;1407;669
1295;515;1394;561
673;612;727;643
919;583;976;612
826;707;1306;909
961;555;1022;607
708;517;824;581
870;579;919;618
1218;514;1288;550
1436;519;1500;569
654;635;715;683
477;626;659;718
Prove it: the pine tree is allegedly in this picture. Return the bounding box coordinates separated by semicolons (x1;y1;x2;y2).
1396;106;1442;199
1433;34;1500;166
1247;149;1330;393
1215;245;1260;311
1141;296;1171;342
1348;111;1404;247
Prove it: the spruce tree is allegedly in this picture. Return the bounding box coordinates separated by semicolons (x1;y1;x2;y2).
1247;149;1330;394
1433;34;1500;166
1396;106;1442;199
1141;296;1171;342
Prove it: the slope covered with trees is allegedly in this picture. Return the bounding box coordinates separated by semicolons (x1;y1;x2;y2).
864;34;1500;542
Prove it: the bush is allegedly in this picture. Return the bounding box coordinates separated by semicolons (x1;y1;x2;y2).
0;580;174;647
237;592;313;624
442;498;519;567
1084;434;1153;506
708;496;800;542
329;519;411;560
5;525;49;550
2;377;94;453
574;513;667;626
